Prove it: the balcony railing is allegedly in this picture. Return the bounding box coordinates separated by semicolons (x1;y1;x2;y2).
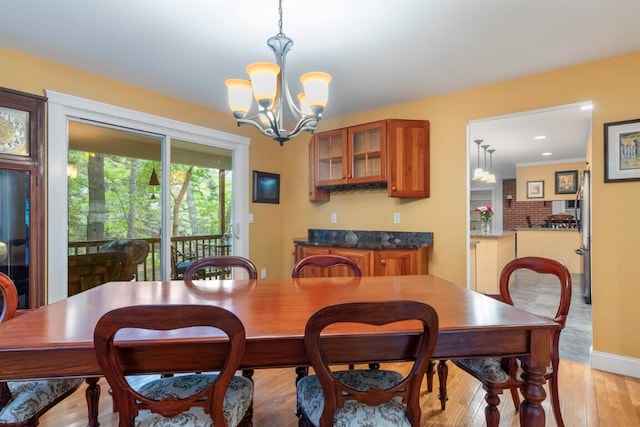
68;234;230;281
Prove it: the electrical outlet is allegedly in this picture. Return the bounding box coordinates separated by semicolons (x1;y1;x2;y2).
260;268;267;278
248;213;254;223
330;213;337;223
393;212;401;224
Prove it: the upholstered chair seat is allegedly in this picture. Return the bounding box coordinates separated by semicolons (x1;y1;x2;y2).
0;378;84;425
297;370;409;427
133;375;253;427
455;357;553;384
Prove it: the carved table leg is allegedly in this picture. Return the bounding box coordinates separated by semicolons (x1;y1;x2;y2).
85;377;101;427
519;361;547;427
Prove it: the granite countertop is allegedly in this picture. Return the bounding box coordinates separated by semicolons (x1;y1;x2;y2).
515;227;579;232
294;229;433;249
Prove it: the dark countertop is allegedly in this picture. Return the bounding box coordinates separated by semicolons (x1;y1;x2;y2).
294;229;433;250
515;227;579;232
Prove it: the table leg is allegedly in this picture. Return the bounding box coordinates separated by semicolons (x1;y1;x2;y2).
85;377;101;427
519;329;550;427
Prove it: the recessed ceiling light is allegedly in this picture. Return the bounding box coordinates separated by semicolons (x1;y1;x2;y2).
542;152;552;156
534;135;546;140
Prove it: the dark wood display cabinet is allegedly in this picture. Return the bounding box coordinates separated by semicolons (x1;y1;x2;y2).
0;87;46;308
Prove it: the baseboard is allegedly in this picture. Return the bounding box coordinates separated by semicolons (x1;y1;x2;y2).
590;347;640;378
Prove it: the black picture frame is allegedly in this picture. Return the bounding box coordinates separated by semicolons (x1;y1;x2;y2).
252;170;280;204
526;180;544;199
604;118;640;183
555;170;578;194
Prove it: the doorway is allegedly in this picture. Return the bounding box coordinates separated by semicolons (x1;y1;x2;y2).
467;101;593;363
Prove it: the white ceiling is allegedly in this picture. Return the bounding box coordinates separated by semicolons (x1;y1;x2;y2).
1;0;638;172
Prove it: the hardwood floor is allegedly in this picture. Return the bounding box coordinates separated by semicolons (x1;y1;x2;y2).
40;360;640;426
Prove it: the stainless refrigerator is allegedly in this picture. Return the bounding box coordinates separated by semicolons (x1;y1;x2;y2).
575;169;591;304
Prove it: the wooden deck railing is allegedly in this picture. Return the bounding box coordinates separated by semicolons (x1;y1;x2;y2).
68;234;230;281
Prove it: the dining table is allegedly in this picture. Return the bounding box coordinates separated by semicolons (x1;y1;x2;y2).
0;274;559;426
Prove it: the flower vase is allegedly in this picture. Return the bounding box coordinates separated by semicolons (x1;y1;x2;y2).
481;221;490;235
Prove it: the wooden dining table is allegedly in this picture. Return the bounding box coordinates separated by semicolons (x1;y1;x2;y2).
0;275;559;426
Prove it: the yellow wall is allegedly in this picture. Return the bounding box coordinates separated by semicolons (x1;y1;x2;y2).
2;46;640;362
516;161;586;201
282;51;640;362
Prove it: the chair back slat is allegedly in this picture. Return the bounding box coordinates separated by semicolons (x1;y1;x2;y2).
184;255;258;280
292;254;362;278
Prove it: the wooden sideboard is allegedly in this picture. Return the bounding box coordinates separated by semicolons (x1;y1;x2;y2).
294;245;429;277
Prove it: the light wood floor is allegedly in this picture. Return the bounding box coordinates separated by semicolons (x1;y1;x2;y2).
40;360;640;426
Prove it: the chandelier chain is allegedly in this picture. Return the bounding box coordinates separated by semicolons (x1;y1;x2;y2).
277;0;284;36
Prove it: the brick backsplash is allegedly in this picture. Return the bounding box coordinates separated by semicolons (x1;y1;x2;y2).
502;179;552;229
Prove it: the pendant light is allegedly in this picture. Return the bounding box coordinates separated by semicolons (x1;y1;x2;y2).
480;144;490;182
472;139;484;180
486;149;496;184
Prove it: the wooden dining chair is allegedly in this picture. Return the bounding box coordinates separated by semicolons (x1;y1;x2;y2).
94;304;254;427
449;256;572;427
296;300;439;427
291;254;362;278
292;254;364;384
184;255;258;280
0;272;84;426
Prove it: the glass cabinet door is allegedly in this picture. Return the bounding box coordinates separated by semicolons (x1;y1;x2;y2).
348;121;386;184
0;170;30;307
315;129;347;185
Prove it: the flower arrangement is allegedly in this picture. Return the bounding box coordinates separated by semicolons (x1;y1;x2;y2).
475;205;494;222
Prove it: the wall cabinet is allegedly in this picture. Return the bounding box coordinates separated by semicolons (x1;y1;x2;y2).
310;119;429;200
294;245;428;278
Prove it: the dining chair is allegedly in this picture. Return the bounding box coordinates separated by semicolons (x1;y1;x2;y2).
94;304;254;427
296;300;438;427
292;254;364;384
184;255;258;380
292;254;362;278
0;272;84;426
449;256;572;427
184;255;258;280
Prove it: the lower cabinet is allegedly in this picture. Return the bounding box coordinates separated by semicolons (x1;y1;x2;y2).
294;245;428;278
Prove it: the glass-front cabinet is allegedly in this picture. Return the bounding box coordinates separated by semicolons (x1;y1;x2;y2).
313;121;387;187
0;87;45;308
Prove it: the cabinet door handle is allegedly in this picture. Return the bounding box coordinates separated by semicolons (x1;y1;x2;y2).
380;259;387;265
347;174;352;179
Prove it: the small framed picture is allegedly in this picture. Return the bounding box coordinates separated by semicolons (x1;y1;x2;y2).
604;118;640;182
252;170;280;204
555;170;578;194
527;180;544;199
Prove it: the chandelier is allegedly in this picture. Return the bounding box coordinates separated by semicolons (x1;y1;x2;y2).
225;0;332;145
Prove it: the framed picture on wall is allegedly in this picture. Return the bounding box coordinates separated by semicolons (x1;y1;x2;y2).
526;180;544;199
252;170;280;204
604;118;640;182
555;170;578;194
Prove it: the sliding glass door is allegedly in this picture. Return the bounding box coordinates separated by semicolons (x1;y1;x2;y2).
47;91;250;303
